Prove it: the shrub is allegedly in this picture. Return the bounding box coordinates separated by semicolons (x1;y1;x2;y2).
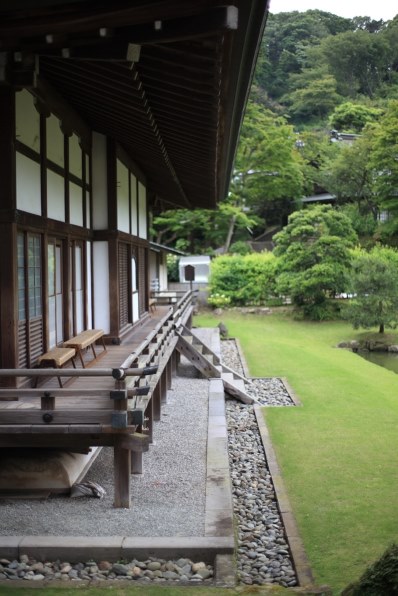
207;293;231;309
208;252;277;306
342;543;398;596
229;240;252;255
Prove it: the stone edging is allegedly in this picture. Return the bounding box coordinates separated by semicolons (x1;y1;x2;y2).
224;335;327;592
253;405;315;589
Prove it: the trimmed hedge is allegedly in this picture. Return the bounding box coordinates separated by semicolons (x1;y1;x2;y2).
208;252;277;306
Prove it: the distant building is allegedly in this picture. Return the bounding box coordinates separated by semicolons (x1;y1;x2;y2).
179;256;211;284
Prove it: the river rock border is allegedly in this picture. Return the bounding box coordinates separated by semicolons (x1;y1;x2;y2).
221;338;315;588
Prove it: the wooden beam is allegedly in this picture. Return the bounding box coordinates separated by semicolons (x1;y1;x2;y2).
0;7;238;53
0;410;113;424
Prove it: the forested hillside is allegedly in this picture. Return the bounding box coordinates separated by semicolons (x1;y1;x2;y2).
152;10;398;253
254;10;398;124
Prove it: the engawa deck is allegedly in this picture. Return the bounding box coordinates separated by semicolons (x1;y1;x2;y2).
0;292;194;508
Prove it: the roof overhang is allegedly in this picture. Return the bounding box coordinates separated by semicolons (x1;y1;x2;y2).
0;1;269;210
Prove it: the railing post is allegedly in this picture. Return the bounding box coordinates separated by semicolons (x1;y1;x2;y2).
40;391;55;411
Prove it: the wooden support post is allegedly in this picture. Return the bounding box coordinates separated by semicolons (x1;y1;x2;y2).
166;358;172;390
114;436;131;508
113;375;131;507
175;349;181;373
131;450;143;475
160;370;167;404
171;349;177;378
40;392;55;410
153;380;161;421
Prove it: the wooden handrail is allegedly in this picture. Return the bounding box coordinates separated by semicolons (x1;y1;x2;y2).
0;366;156;379
120;289;193;370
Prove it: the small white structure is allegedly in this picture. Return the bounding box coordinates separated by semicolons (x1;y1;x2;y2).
179;255;211;283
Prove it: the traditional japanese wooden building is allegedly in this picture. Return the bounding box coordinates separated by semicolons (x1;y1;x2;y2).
0;0;268;506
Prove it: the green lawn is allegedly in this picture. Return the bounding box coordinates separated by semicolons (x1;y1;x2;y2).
195;310;398;594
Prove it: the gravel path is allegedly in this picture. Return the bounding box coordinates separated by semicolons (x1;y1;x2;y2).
0;361;208;537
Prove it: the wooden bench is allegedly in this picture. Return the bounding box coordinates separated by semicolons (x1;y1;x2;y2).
63;329;106;368
35;347;77;387
153;291;177;305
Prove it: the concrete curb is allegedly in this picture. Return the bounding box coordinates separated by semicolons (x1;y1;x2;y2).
0;535;233;565
254;405;315;588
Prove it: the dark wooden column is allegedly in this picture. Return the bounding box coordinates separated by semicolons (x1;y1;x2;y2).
108;237;119;339
0;86;18;384
107;139;120;340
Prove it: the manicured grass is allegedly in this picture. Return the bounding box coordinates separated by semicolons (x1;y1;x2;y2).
195;310;398;594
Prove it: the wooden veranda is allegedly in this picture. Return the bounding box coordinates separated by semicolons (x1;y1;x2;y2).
0;291;194;508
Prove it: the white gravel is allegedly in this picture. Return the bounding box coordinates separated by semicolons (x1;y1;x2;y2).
0;361;208;537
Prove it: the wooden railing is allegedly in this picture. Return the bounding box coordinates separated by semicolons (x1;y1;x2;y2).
0;289;195;507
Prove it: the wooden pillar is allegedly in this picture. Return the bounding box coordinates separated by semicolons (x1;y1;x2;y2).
160;370;167;404
166;358;172;390
171;349;177;378
113;378;130;507
175;349;181;376
0;86;17;385
131;450;143;475
114;436;131;508
153;380;161;421
106;139;119;340
108;237;119;339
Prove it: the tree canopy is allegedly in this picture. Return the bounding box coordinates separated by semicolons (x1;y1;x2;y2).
274;205;357;318
345;246;398;333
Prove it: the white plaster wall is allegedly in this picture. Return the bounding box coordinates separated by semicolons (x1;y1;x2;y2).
16;152;41;215
138;181;147;239
15;90;40;152
149;250;157;284
86;191;91;229
46;114;64;167
159;253;168;290
69;133;82;179
117;159;129;233
92;241;110;333
47;170;65;221
91;133;108;230
69;182;83;226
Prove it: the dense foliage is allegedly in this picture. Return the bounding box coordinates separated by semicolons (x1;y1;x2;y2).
153;7;398;318
257;11;398;122
342;543;398;596
345;246;398;333
208;252;277;306
273;205;357;318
